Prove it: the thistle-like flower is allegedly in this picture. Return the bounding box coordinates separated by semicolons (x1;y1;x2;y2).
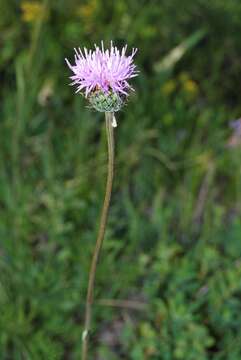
66;43;139;360
65;42;138;117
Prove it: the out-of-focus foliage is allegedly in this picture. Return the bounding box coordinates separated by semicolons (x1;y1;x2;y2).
0;0;241;359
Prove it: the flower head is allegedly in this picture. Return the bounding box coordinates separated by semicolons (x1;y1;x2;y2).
65;42;138;112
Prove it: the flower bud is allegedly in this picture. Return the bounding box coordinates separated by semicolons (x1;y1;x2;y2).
89;90;123;112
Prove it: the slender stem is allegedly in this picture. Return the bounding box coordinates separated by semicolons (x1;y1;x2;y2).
82;112;115;360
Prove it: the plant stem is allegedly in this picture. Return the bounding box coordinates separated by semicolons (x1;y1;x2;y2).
82;112;115;360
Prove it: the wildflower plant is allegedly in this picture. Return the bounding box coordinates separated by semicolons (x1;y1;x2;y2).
66;42;138;359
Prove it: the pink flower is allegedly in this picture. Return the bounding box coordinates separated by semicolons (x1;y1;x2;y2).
65;42;138;98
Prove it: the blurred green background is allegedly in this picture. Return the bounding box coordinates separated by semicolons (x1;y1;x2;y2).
0;1;241;359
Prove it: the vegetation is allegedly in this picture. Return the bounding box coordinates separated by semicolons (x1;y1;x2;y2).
0;1;241;359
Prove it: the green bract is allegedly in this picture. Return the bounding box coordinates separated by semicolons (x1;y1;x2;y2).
88;90;123;112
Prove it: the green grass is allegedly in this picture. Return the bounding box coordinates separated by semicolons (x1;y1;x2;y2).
0;1;241;359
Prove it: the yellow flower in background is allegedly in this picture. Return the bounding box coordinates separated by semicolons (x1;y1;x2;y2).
76;0;98;33
77;0;98;19
179;72;199;96
21;1;46;23
183;79;199;95
161;79;176;96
